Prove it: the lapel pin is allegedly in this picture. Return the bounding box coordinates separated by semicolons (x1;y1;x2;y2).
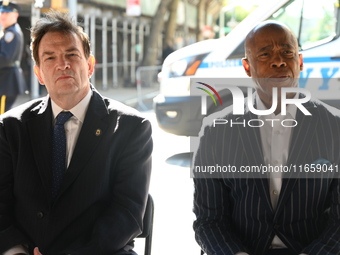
95;129;102;136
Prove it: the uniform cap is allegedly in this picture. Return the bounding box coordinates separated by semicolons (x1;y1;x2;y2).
0;1;20;13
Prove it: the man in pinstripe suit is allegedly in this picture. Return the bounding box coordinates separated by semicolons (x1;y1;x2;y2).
193;21;340;255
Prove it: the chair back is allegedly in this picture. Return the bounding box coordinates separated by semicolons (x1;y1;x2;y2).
138;194;154;255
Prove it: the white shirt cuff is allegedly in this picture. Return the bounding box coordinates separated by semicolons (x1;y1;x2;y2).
3;245;28;255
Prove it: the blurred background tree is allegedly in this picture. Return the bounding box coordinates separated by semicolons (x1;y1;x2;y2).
141;0;173;67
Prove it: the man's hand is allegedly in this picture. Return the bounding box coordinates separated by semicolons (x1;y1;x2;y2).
33;247;42;255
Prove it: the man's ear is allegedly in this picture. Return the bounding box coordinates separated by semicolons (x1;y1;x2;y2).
299;53;303;71
242;58;251;77
34;65;45;85
88;55;95;78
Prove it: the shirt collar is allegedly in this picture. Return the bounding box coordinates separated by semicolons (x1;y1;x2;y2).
51;89;93;123
255;91;298;119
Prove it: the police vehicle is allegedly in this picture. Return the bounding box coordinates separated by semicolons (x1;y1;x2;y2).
154;0;340;136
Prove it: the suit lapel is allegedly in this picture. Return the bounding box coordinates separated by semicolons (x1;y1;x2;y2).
238;108;273;213
238;94;265;167
286;100;319;172
238;95;320;217
26;97;53;200
275;100;319;217
59;91;117;195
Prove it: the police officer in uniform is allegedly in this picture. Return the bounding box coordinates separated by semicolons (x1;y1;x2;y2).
0;1;26;113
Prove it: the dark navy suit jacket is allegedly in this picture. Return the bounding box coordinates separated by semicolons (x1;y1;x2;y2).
0;87;152;255
193;95;340;255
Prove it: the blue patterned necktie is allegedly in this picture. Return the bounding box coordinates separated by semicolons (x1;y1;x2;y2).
51;111;73;200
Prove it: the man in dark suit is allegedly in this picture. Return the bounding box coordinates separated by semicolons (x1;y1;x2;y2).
193;21;340;255
0;1;26;112
0;10;152;255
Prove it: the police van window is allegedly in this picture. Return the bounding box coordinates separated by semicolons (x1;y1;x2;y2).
270;0;338;50
228;40;245;59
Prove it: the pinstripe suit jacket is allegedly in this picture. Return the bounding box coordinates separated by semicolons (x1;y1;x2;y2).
0;87;152;255
193;94;340;255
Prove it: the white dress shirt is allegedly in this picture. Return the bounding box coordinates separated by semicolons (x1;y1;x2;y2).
51;89;92;168
3;90;92;255
257;92;297;249
236;93;307;255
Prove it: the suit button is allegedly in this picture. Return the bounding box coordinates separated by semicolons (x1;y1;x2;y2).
37;211;44;218
274;224;280;230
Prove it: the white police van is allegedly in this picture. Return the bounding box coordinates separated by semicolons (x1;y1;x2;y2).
154;0;340;136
